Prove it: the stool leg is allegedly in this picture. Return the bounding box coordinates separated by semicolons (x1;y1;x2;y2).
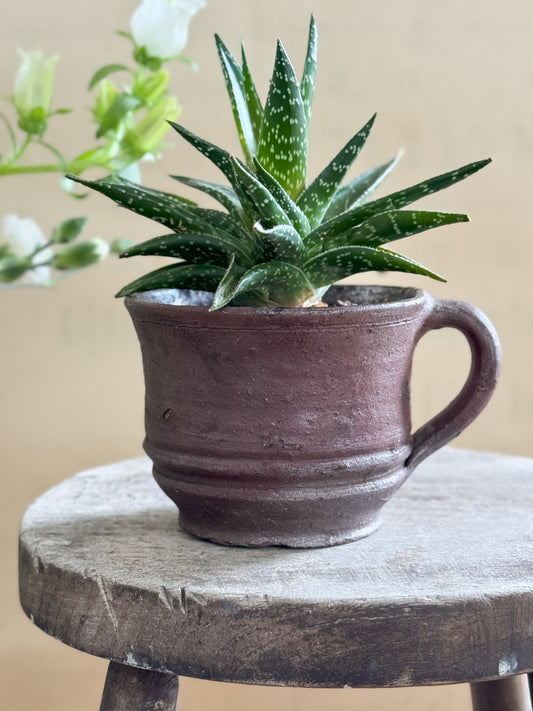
470;674;532;711
99;661;179;711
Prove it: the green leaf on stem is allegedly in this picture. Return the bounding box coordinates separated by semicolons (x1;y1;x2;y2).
96;94;142;137
88;64;131;90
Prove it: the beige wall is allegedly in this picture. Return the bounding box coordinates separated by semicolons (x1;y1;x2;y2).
1;1;531;709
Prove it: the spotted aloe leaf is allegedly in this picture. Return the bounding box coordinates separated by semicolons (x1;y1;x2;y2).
324;210;469;251
216;34;257;165
298;114;376;229
310;158;492;245
213;260;316;309
76;19;491;309
241;43;263;143
231;158;292;229
324;153;402;220
168;121;235;184
304;245;445;288
254;223;305;263
252;157;310;237
120;230;252;267
300;15;318;133
257;40;307;199
210;254;243;310
171;175;245;224
116;263;226;298
66;174;246;242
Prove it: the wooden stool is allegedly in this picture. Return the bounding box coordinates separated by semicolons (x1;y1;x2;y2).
19;448;533;711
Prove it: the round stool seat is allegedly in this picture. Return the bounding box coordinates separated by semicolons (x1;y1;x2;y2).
19;448;533;689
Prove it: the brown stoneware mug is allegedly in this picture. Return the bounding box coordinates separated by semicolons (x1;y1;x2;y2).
126;285;501;548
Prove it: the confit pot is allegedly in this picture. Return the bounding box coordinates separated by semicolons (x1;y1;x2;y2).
125;285;501;548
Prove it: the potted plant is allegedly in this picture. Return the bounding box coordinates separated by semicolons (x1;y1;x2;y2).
70;17;501;548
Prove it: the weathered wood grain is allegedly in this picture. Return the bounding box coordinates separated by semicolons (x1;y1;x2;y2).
471;675;532;711
19;448;533;688
99;662;179;711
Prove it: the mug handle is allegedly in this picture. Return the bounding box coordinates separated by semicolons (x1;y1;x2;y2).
405;297;501;473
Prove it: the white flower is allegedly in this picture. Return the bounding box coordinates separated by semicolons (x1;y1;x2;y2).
131;0;206;60
14;49;59;134
91;237;111;261
2;214;52;285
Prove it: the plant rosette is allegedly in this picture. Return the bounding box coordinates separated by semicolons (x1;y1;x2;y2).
69;19;501;547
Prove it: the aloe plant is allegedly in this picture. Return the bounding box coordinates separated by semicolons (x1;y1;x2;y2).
69;17;490;309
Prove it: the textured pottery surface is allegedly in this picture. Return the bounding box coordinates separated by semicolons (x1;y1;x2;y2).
126;285;501;547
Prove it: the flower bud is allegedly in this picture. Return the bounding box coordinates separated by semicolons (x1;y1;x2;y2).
14;49;59;135
111;237;136;254
122;96;180;160
130;0;206;62
0;256;30;283
52;217;87;244
92;79;119;123
52;238;110;270
132;70;169;106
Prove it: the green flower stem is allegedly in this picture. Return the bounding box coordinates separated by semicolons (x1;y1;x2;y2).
3;134;31;166
0;162;68;176
30;239;55;257
36;139;68;169
0;154;114;176
0;112;18;154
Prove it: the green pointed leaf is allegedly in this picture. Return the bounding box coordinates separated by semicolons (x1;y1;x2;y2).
311;158;492;244
252;157;310;237
120;231;251;266
211;254;243;309
257;40;307;199
324;153;401;220
88;64;130;90
231;158;292;229
66;175;243;241
253;222;305;263
168;121;235;183
241;43;263;141
324;210;469;251
304;245;445;288
215;34;257;164
298;114;376;229
300;15;318;133
100;172;196;205
168;121;255;221
116;262;226;297
213;260;315;310
171;175;244;223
